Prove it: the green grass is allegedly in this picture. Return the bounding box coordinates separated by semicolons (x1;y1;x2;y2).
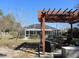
0;38;39;49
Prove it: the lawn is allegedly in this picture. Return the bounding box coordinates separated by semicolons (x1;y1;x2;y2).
0;38;39;49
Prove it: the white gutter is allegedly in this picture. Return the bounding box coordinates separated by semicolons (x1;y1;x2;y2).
25;29;54;31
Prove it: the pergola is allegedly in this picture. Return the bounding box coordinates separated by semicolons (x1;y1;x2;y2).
38;8;79;55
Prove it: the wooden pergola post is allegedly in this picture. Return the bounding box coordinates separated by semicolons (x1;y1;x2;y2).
41;17;45;54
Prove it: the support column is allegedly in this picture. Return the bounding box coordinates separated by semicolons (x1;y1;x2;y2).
70;23;73;40
67;23;73;45
29;30;30;37
25;29;26;38
41;17;45;54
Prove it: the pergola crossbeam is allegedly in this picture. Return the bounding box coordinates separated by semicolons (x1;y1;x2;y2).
46;8;50;14
51;8;55;14
77;12;79;16
67;9;73;13
56;8;61;14
41;8;45;14
72;9;78;13
63;8;68;14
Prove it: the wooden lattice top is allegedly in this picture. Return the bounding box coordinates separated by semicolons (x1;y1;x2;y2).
38;8;79;24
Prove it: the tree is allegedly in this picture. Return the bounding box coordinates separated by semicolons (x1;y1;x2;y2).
0;9;23;38
0;9;3;16
62;28;79;38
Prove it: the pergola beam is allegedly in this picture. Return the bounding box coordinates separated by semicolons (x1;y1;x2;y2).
56;8;61;14
72;9;78;13
51;8;55;14
63;8;68;14
47;8;50;14
41;8;45;14
67;9;73;13
77;12;79;16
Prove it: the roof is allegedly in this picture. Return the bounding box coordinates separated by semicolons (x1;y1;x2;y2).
25;24;57;30
38;8;79;24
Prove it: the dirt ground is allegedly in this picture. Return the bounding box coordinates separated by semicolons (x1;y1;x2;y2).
0;38;40;58
0;46;36;58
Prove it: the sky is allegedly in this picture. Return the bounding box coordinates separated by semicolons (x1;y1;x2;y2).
0;0;79;29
